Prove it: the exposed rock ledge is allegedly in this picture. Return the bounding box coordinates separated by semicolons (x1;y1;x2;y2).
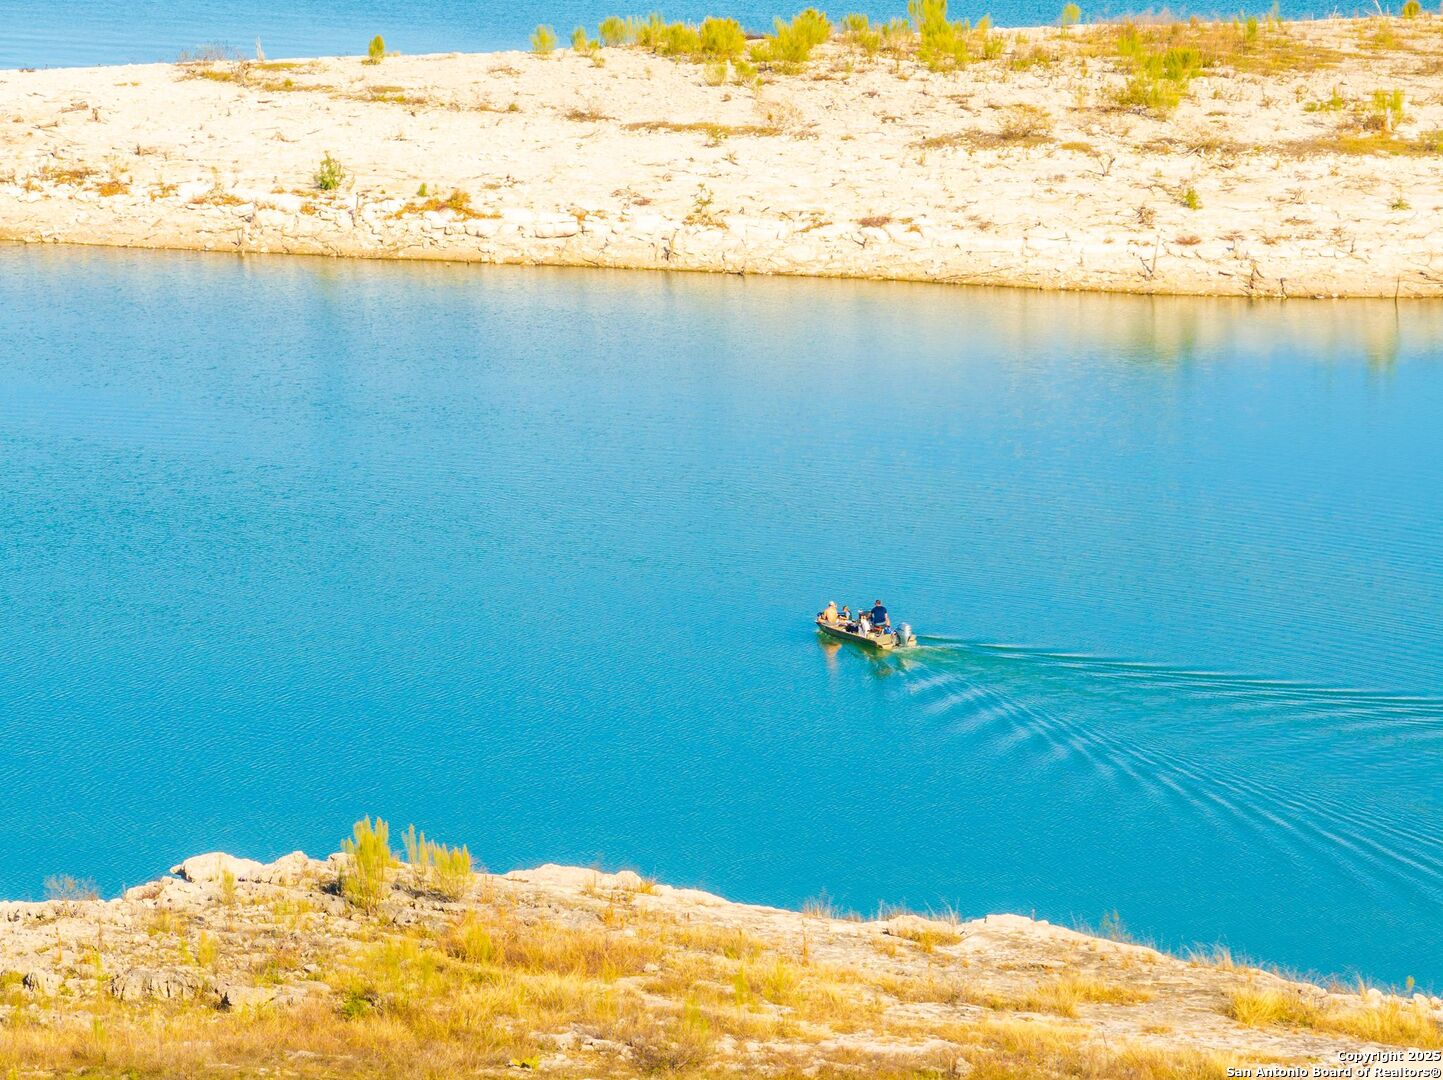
4;18;1443;298
0;846;1439;1077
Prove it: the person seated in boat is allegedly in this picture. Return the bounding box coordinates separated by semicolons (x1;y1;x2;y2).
870;600;890;632
820;601;839;624
840;605;851;623
858;613;872;634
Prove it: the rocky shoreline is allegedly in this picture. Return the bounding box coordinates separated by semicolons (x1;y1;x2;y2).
4;14;1443;297
2;843;1440;1077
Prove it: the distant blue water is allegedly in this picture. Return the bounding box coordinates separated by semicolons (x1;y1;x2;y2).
3;0;1406;68
3;245;1442;991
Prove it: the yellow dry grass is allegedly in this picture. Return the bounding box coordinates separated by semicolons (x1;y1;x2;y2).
1227;986;1443;1048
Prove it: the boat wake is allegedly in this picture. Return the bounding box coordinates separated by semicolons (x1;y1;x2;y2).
887;638;1443;906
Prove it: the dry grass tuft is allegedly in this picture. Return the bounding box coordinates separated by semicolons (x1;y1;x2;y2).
623;119;782;139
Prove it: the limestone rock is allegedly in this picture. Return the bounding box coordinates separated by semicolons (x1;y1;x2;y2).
256;851;314;884
171;850;314;885
124;880;166;901
23;970;60;995
216;982;274;1010
109;967;204;1002
534;216;579;239
171;852;268;883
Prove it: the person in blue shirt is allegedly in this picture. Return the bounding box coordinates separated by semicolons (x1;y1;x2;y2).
870;600;889;631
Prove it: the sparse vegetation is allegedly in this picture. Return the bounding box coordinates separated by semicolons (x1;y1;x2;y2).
908;0;1002;71
402;825;475;900
997;103;1053;141
365;35;385;65
1111;25;1204;114
1060;2;1082;29
337;816;394;911
623;119;781;138
313;151;346;191
598;15;631;46
751;8;833;70
531;24;557;56
1368;88;1406;134
44;874;98;902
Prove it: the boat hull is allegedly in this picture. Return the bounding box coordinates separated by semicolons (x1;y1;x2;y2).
816;618;898;650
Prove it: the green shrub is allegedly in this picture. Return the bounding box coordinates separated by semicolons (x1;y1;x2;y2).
698;17;746;58
841;12;882;53
1180;186;1201;210
531;24;557;55
752;7;832;68
880;16;915;54
365;35;385;64
634;13;666;48
598;15;632;45
339;816;395;912
1111;26;1205;114
402;825;474;901
571;25;598;52
314;151;346;191
907;0;998;69
1369;88;1406;133
1402;0;1421;17
1060;2;1082;27
431;845;474;901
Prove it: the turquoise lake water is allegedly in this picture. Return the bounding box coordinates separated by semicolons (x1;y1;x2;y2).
5;0;1396;68
3;245;1442;989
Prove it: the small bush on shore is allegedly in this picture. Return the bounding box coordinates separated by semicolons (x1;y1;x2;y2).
44;874;98;902
615;14;746;60
531;24;557;55
402;825;476;901
1060;2;1082;28
841;13;881;54
365;35;385;64
998;103;1053;140
751;8;832;70
598;15;632;45
571;25;602;55
1367;88;1406;133
699;16;747;58
313;152;346;191
1402;0;1421;16
906;0;1002;71
1109;25;1205;114
338;816;394;912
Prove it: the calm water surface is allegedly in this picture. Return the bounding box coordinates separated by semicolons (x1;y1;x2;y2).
3;246;1442;989
5;0;1399;68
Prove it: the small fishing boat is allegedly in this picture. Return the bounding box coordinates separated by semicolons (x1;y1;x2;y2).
815;614;916;651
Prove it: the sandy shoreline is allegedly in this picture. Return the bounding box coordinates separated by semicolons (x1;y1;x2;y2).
2;15;1442;297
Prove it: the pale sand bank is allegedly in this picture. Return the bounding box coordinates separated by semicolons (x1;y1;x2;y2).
2;16;1442;297
2;847;1441;1076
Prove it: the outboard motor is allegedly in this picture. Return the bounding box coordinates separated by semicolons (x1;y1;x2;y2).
898;623;916;648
